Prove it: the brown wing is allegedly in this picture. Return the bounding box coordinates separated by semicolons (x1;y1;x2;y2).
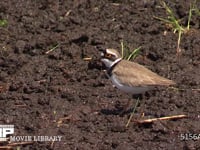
112;60;175;87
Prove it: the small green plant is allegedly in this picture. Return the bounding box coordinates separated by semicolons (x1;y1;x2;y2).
120;40;141;61
0;19;8;27
193;0;200;16
154;1;197;55
126;97;140;127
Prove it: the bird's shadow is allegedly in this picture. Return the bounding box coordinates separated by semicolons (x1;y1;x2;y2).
100;94;145;116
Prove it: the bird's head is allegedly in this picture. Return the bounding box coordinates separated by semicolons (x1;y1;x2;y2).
99;48;122;68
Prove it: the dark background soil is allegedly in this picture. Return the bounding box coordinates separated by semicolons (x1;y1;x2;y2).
0;0;199;149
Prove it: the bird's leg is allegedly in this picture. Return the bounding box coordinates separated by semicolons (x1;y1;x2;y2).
118;99;131;116
119;94;142;116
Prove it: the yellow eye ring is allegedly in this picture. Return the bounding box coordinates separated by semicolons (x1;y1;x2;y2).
105;54;112;58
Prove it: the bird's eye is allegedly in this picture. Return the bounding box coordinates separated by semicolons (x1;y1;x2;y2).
105;53;112;58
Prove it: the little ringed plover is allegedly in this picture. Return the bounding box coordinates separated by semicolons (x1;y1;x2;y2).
100;48;175;94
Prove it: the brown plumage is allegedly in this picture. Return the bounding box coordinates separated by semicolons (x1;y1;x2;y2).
112;59;175;87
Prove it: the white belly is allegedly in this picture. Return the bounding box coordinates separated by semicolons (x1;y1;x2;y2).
110;74;150;94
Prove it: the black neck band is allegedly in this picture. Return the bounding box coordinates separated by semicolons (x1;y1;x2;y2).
107;59;122;76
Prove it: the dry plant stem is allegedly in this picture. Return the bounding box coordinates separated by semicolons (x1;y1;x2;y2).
83;57;92;61
0;142;34;149
8;141;34;146
57;115;73;127
45;44;59;54
51;140;55;149
135;114;187;124
14;104;27;107
192;89;200;91
169;87;200;92
176;31;182;55
0;146;13;149
120;40;124;58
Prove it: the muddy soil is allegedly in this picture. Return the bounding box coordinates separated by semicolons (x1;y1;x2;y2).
0;0;199;149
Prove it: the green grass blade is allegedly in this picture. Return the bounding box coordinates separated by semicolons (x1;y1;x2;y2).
127;47;141;61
